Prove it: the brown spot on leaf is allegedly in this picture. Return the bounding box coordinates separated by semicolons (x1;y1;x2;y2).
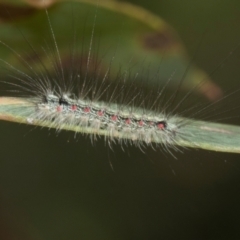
199;81;223;101
0;3;37;22
23;52;42;64
61;53;106;77
142;30;176;51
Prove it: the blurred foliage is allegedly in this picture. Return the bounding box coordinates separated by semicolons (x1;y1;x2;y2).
0;0;222;101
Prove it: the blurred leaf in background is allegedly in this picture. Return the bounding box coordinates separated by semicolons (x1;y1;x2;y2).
0;0;223;101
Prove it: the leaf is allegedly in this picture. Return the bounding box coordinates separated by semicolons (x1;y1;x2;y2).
0;0;222;100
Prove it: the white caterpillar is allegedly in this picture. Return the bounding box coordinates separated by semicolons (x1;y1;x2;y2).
32;91;180;146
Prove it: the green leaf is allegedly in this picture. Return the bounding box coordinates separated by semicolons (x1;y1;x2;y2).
0;0;222;100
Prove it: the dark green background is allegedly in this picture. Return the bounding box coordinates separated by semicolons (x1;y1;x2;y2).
1;0;240;239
